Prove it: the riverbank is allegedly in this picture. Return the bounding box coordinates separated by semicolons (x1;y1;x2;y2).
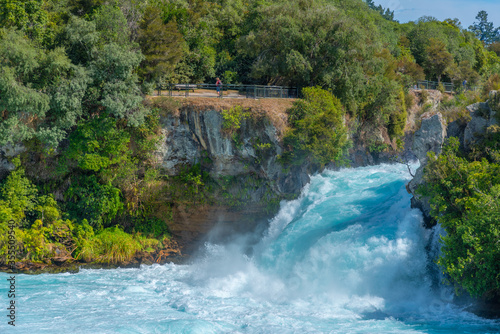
0;242;184;275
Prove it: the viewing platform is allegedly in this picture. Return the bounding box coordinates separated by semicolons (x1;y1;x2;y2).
154;83;298;99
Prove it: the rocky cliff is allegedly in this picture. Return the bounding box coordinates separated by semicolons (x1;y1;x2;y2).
0;94;435;251
407;91;499;225
152;98;310;249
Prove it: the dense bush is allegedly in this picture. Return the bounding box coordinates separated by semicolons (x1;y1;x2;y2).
420;138;500;299
77;226;142;264
0;161;161;265
282;87;350;166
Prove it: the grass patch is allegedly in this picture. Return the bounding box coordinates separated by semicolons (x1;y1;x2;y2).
77;226;142;264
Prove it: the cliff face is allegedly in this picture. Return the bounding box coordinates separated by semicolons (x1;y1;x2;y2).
0;95;425;250
407;91;499;225
154;101;311;248
157;107;309;195
154;91;498;242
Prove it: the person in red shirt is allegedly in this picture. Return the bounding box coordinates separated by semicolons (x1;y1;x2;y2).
216;78;222;97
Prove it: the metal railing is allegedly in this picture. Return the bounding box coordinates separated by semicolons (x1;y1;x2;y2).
155;83;298;99
412;80;479;93
414;80;454;93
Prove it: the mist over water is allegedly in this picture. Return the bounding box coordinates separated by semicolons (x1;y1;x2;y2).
1;164;499;333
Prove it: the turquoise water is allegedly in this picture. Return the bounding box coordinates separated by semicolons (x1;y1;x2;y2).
1;164;499;333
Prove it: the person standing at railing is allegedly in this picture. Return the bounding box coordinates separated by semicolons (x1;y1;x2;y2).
216;77;222;98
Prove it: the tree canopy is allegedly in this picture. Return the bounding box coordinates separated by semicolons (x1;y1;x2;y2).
1;0;499;150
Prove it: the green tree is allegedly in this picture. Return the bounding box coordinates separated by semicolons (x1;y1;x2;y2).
405;17;477;74
238;0;394;115
137;6;184;84
365;0;396;21
488;41;500;57
93;4;131;47
425;38;454;83
63;116;131;173
0;0;50;43
446;60;480;88
0;29;50;145
67;0;108;16
469;10;499;45
65;175;124;228
87;43;146;125
63;15;99;65
0;157;37;221
0;28;91;147
155;0;218;82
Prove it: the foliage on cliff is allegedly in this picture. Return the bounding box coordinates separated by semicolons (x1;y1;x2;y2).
0;158;165;265
2;0;500;150
283;87;349;166
420;137;500;300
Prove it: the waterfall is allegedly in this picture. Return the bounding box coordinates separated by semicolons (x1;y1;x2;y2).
2;164;498;333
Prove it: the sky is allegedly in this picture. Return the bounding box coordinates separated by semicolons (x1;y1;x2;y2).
373;0;500;29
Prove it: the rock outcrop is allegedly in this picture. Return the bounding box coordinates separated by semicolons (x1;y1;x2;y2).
157;107;310;195
463;93;498;151
464;102;490;150
407;113;447;224
408;91;500;224
155;104;311;248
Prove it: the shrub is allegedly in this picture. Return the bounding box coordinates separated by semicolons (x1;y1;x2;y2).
63;116;131;173
282;87;350;166
437;82;445;94
133;217;170;238
135;234;161;253
65;175;124;229
0;157;38;221
22;220;53;261
388;90;408;140
221;105;250;135
419;89;429;104
150;97;181;116
405;92;415;110
482;73;500;99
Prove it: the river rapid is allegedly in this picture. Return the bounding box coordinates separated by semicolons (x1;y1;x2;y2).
1;164;499;333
